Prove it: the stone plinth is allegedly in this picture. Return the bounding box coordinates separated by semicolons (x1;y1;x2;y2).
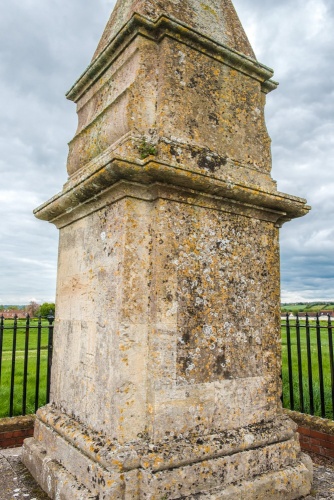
23;1;312;498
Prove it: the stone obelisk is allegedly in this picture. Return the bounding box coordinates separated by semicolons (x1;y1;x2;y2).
23;1;312;498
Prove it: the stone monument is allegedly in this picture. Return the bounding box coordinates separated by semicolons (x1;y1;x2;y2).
23;1;312;498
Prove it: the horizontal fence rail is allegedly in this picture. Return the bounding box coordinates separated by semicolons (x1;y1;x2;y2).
281;312;334;420
0;313;54;418
1;311;333;421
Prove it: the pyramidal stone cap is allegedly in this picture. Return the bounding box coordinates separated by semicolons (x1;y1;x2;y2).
93;0;256;61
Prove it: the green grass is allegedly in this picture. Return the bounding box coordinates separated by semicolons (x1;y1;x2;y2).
281;319;334;419
0;319;50;418
1;318;333;421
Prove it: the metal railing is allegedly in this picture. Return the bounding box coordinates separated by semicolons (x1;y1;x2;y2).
0;313;54;417
281;313;334;419
1;310;334;421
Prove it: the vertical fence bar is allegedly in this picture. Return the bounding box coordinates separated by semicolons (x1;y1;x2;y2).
305;313;314;415
286;313;294;410
295;313;304;413
0;314;4;382
22;314;30;416
46;311;54;404
316;313;326;418
34;315;42;413
10;314;18;417
327;314;334;420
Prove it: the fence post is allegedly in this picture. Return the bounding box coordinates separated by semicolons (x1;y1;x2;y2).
34;315;42;413
295;313;304;413
316;312;326;418
305;313;314;415
286;312;294;410
10;314;18;417
0;314;3;383
22;314;30;416
46;311;54;404
328;314;334;420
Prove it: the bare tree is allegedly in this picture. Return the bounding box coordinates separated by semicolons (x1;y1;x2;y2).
25;301;40;317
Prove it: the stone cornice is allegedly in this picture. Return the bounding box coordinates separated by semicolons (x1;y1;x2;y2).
66;13;278;103
34;146;310;228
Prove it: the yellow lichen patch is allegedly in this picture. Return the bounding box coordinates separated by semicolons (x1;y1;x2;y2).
200;3;218;19
112;460;123;470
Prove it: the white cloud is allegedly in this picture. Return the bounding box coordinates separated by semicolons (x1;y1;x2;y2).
0;0;333;304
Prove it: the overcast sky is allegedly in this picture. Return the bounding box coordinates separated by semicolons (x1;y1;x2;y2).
0;0;333;305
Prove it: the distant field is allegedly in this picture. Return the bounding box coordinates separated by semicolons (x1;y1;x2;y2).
281;302;334;313
0;319;49;418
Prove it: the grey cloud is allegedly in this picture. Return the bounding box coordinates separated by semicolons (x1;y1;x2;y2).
1;0;333;304
234;0;334;301
0;0;114;305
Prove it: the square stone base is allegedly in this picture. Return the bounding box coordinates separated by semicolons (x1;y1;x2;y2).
22;407;312;499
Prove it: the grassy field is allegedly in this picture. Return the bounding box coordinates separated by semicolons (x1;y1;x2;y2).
0;319;49;418
281;319;334;419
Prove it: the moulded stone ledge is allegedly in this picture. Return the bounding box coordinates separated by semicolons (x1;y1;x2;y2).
34;180;290;231
34;405;300;475
23;433;313;500
66;13;277;104
179;459;313;500
34;155;310;228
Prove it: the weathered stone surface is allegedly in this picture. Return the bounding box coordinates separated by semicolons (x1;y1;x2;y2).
23;0;311;498
92;0;256;61
64;1;278;182
23;417;311;499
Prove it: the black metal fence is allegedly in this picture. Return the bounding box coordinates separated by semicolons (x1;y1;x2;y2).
1;311;334;421
0;313;54;418
281;313;334;420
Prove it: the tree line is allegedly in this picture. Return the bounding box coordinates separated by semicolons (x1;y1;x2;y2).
0;301;55;317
